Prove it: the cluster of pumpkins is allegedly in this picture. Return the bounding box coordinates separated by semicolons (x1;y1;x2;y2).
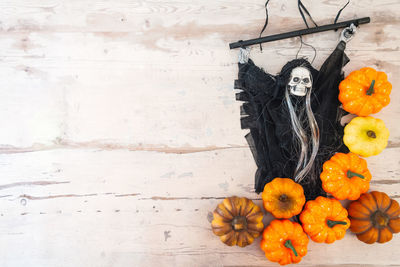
211;67;399;265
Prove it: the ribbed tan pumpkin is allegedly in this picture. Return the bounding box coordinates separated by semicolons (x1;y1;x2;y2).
211;196;264;247
348;191;400;244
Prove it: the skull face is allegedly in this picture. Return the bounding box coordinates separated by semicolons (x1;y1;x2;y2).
287;67;312;96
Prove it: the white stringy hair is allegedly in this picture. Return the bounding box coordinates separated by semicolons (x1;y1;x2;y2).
285;73;320;183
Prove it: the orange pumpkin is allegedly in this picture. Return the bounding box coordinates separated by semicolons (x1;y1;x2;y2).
260;219;309;265
320;152;372;200
339;67;391;116
348;191;400;244
262;178;306;219
211;196;264;247
300;196;350;243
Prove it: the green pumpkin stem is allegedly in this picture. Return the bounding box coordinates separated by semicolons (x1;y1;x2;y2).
366;79;375;95
327;220;347;228
347;170;365;179
284;240;298;257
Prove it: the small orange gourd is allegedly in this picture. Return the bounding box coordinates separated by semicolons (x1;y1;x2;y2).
260;219;309;265
339;67;391;116
348;191;400;244
300;196;350;243
211;196;264;247
262;178;306;219
320;152;372;200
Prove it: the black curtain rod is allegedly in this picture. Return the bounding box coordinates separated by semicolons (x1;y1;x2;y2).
229;17;370;49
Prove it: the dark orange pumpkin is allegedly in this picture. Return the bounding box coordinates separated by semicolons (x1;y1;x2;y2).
348;191;400;244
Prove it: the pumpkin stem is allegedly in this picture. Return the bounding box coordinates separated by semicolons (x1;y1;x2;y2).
284;240;298;257
327;220;347;228
366;80;375;95
367;130;376;139
372;211;389;228
231;216;247;231
279;194;289;202
347;170;365;179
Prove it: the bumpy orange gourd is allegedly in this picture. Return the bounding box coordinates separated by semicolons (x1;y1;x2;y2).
348;191;400;244
262;178;306;219
300;196;350;243
211;196;264;247
260;219;309;265
339;67;391;116
320;152;372;200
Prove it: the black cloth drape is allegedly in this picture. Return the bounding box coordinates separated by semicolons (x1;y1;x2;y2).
235;41;350;200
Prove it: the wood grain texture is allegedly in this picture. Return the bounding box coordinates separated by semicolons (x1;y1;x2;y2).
0;0;399;266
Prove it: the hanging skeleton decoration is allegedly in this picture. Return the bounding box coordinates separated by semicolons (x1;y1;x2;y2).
284;65;319;185
234;23;356;201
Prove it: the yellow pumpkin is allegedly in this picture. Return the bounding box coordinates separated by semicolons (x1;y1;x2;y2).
343;116;389;157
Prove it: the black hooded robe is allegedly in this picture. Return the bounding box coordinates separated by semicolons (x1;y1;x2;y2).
234;40;350;200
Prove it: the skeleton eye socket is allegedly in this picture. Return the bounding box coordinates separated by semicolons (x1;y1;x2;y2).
303;78;310;83
293;77;300;82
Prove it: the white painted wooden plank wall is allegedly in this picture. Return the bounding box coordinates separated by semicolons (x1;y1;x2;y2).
0;0;399;266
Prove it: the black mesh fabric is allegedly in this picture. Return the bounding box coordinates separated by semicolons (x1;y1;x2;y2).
235;41;350;201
